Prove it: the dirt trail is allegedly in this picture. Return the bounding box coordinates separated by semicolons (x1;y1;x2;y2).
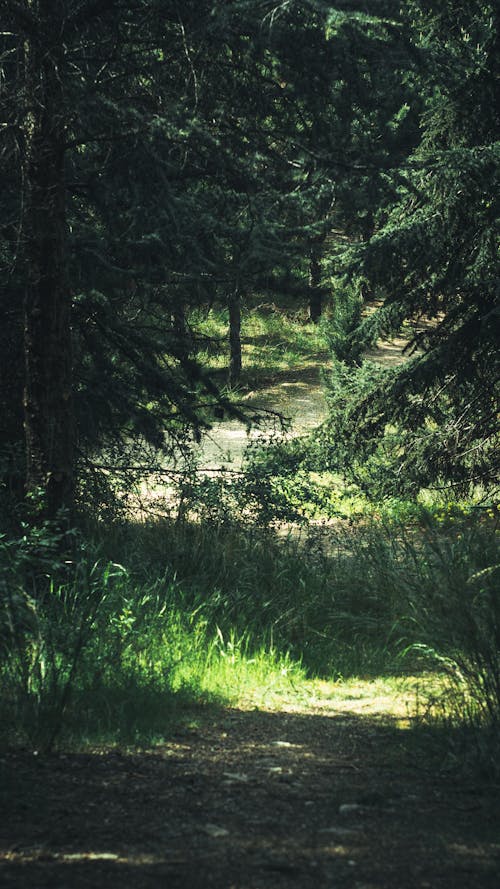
1;692;499;888
200;363;328;471
201;326;420;471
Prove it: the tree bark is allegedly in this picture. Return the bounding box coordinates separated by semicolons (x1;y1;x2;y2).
308;236;325;323
227;287;242;386
22;1;74;522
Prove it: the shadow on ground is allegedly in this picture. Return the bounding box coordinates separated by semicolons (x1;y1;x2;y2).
1;707;499;889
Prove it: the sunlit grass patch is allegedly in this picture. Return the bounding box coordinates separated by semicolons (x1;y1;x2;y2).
184;627;308;710
302;674;442;722
191;305;330;385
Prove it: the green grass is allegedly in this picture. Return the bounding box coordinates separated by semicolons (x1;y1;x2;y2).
191;304;330;388
1;510;498;770
0;527;313;749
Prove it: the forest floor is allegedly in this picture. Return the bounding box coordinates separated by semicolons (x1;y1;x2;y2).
1;685;500;889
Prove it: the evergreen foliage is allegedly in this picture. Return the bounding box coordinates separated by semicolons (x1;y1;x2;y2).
1;0;497;511
0;1;312;515
0;1;411;514
323;0;499;495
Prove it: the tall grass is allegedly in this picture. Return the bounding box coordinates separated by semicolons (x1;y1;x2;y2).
0;526;310;749
1;511;498;770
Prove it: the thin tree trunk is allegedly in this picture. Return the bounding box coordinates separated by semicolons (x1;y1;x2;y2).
227;287;242;386
23;2;74;522
308;238;324;323
172;301;189;363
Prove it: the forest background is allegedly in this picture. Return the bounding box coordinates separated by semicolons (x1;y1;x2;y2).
0;0;499;773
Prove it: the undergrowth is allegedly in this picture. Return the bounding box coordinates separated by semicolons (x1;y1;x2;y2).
1;510;499;774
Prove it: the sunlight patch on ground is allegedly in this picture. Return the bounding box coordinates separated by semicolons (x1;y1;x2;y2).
237;675;442;727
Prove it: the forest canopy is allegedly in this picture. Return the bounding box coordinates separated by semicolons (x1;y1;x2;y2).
0;0;498;522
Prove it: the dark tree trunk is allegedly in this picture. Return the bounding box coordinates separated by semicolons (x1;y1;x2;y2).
308;237;325;323
227;287;242;386
22;2;74;522
172;301;190;363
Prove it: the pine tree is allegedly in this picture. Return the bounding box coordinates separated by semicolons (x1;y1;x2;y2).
323;0;499;495
1;1;276;516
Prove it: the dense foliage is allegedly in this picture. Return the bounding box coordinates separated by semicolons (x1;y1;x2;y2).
322;0;499;496
6;0;491;518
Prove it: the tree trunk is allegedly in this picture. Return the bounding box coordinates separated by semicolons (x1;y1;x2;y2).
308;238;324;323
227;288;242;386
172;301;190;363
23;2;74;522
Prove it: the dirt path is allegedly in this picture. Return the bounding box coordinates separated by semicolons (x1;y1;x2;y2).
200;325;422;470
2;692;499;889
200;363;328;470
